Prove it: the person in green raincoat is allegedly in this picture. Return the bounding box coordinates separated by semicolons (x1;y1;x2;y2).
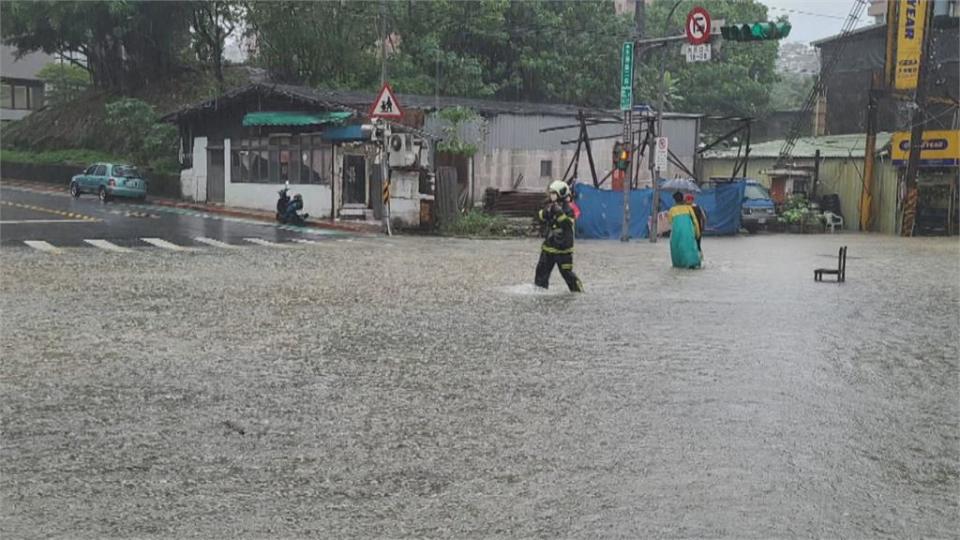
668;191;701;269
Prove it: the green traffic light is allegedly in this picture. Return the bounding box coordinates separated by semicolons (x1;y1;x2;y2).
720;21;792;41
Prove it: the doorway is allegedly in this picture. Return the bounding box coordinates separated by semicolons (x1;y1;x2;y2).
207;147;225;203
343;154;367;205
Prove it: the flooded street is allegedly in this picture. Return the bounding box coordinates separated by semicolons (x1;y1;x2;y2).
2;233;958;538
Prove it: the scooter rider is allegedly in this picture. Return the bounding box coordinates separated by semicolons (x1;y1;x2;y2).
534;180;584;292
282;193;308;225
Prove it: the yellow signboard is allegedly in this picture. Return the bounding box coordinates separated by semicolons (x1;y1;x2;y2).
891;130;960;166
894;0;929;90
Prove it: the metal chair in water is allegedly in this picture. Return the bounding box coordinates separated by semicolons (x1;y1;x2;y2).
814;246;847;283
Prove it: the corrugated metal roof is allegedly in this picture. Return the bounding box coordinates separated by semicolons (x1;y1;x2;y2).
162;82;705;122
704;132;893;159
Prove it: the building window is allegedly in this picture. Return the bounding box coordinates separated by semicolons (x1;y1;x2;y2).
540;159;553;178
13;85;28;110
29;86;43;109
231;134;332;184
1;85;11;109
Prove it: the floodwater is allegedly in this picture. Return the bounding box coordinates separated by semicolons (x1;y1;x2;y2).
1;234;958;538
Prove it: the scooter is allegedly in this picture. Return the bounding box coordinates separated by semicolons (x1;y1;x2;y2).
276;181;291;222
275;182;309;226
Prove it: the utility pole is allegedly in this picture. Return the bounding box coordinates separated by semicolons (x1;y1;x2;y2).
379;0;392;236
620;0;644;242
901;0;935;237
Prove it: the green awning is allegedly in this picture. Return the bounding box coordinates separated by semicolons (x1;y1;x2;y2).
242;111;352;127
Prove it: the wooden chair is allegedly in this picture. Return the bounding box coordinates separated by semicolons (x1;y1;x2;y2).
814;246;847;283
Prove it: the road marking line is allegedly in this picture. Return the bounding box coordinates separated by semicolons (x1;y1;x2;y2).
291;238;326;245
0;200;99;221
243;237;293;248
0;219;97;224
84;239;133;253
23;240;62;253
141;238;198;252
194;237;242;249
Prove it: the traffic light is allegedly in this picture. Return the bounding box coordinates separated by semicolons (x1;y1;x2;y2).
720;21;791;41
613;142;631;171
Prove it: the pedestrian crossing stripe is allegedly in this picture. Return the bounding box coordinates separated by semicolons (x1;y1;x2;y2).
23;240;62;254
194;237;242;249
0;200;100;222
141;238;198;251
83;239;133;253
243;238;292;248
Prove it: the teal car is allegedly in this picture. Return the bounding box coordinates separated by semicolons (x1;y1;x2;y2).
70;163;148;202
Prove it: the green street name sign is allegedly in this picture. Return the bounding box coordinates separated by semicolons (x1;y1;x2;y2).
620;41;634;111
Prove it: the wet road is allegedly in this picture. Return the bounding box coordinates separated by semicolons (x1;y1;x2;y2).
1;232;958;538
0;184;349;248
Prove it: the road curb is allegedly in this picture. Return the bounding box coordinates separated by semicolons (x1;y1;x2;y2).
1;178;383;235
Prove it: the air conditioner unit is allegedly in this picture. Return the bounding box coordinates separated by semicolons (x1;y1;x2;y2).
388;133;417;168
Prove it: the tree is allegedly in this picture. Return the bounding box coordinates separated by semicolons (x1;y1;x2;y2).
635;0;782;117
1;1;192;92
191;1;243;89
243;1;379;89
769;72;815;110
387;0;631;106
37;62;90;105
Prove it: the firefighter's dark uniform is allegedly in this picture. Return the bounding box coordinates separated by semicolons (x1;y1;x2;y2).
535;201;584;292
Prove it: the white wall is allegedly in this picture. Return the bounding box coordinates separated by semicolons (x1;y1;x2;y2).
223;137;333;215
179;136;208;202
388;170;421;227
180;135;419;226
225;182;333;217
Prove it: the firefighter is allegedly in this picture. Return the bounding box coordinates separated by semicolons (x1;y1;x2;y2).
534;181;584;292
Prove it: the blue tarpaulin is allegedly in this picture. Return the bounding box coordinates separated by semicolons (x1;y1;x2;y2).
574;181;745;239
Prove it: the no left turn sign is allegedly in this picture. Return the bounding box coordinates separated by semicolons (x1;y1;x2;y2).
686;7;711;45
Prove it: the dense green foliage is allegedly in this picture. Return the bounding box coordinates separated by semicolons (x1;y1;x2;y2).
2;0;785;113
769;72;816;111
635;0;782;117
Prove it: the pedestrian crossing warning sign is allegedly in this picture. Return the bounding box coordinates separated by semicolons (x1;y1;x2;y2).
369;83;403;119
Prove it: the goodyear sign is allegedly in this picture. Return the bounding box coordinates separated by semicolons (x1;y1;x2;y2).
891;130;960;167
894;0;929;90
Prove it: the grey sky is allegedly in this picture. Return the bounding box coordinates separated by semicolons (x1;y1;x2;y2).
761;0;873;44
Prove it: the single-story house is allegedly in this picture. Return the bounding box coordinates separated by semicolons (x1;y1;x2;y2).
161;83;433;227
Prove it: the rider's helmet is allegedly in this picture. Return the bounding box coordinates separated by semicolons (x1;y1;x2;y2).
548;180;570;200
293;193;303;201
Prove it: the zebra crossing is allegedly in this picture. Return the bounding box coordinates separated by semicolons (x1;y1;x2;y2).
18;236;357;254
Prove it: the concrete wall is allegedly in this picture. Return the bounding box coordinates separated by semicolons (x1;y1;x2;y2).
701;155;900;234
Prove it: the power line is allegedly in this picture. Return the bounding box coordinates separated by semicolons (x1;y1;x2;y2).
767;6;850;21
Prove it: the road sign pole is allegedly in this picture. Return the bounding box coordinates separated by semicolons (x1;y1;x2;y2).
620;41;634;242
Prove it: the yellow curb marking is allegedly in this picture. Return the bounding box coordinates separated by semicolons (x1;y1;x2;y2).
0;200;100;222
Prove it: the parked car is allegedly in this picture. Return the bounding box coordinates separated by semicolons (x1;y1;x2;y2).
705;177;776;233
70;163;148;202
741;180;776;233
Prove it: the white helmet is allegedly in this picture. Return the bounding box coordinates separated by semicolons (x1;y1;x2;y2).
548;180;570;199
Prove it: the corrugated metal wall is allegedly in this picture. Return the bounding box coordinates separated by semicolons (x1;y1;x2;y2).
701;156;900;234
425;112;700;193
